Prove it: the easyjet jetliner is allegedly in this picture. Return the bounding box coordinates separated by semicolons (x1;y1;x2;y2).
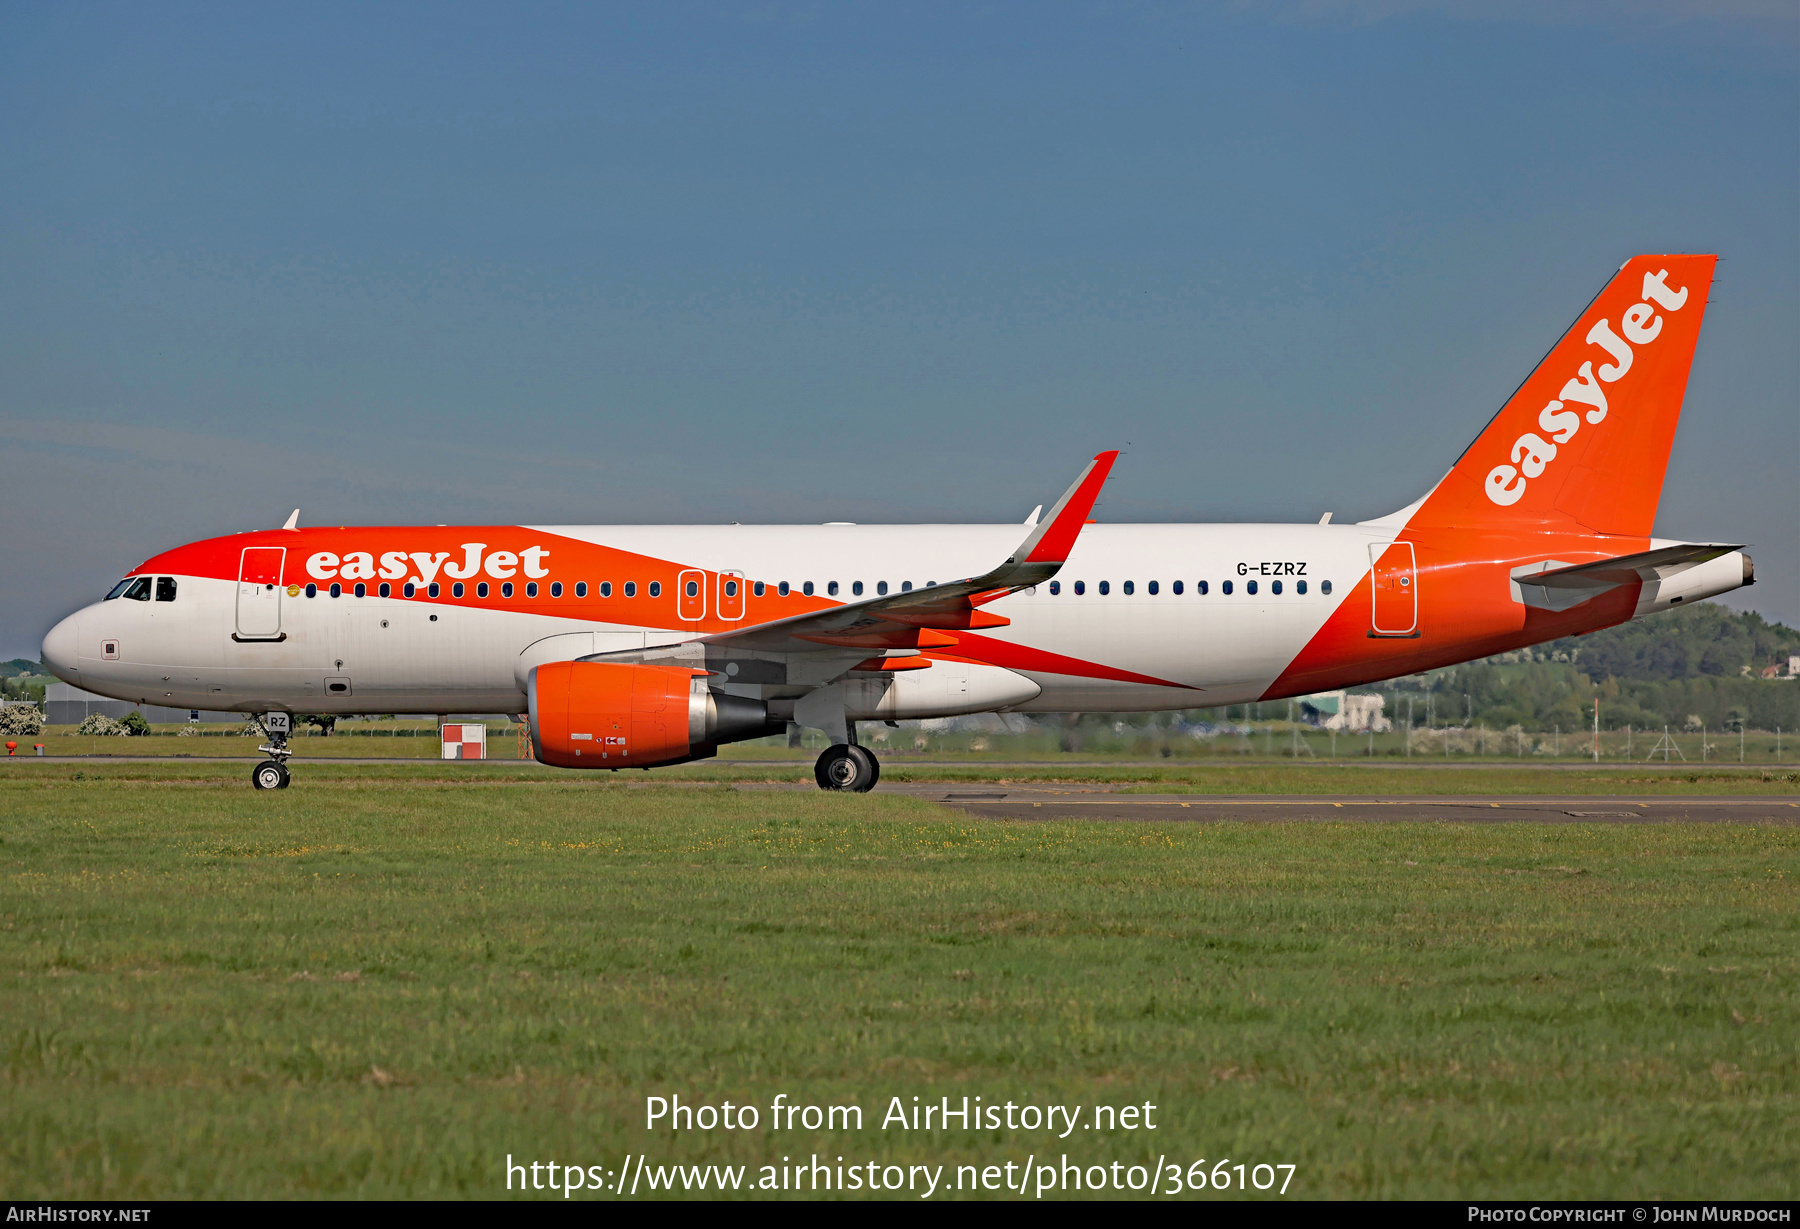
41;255;1752;791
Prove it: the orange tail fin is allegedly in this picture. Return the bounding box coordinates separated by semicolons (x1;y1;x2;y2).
1413;254;1715;537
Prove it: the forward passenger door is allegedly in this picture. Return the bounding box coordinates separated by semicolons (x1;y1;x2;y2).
235;547;286;640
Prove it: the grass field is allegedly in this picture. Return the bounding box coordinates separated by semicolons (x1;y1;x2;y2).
9;745;1800;795
2;761;1795;1200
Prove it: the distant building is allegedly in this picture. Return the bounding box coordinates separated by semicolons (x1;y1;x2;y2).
1300;690;1391;732
44;683;237;725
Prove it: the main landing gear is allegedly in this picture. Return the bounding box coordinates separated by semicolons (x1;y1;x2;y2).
815;743;880;793
250;711;294;790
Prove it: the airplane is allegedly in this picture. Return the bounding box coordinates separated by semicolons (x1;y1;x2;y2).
40;254;1753;791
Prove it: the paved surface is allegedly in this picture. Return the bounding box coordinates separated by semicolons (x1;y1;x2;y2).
867;783;1800;823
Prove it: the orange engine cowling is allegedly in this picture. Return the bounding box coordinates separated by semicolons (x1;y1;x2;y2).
528;660;777;769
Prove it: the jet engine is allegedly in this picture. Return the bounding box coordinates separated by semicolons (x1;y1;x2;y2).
528;660;779;769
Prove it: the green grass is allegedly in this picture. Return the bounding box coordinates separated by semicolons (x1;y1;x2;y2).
10;752;1799;795
1;763;1795;1199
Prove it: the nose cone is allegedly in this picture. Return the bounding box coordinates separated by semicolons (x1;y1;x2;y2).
42;611;81;684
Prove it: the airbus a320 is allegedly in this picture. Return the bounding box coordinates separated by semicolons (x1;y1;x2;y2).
41;254;1752;791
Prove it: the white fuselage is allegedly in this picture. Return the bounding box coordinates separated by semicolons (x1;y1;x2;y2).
43;520;1749;722
48;523;1374;716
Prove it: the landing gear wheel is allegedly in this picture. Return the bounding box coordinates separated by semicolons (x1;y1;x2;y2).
252;760;290;791
814;743;879;793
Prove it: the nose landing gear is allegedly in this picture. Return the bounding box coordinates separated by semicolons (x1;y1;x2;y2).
250;711;294;790
814;743;880;792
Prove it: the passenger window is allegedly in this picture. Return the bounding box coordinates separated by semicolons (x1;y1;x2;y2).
852;581;864;596
1099;581;1110;595
752;582;764;597
1247;580;1258;595
331;583;344;598
501;582;513;598
802;582;814;596
1321;580;1332;595
828;581;839;596
526;582;539;598
623;582;636;597
428;582;440;598
354;583;367;598
306;583;319;598
1221;581;1231;595
778;582;790;596
155;577;177;602
901;581;913;592
379;582;392;598
648;581;661;597
1122;580;1134;595
403;583;416;598
1173;580;1184;595
1049;580;1060;595
1074;581;1086;595
575;582;588;598
599;582;612;597
725;580;739;598
685;580;699;598
1147;580;1158;595
1272;580;1282;595
551;582;563;598
1297;580;1307;595
122;577;152;601
477;582;489;598
449;582;462;598
876;581;887;596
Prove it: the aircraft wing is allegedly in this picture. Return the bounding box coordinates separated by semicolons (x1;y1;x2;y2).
693;450;1118;656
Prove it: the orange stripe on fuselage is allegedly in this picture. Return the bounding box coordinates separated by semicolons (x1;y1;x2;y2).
139;525;1205;688
1262;524;1648;701
135;526;837;634
943;632;1201;691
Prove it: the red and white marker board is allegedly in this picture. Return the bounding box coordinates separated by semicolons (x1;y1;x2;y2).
440;723;487;760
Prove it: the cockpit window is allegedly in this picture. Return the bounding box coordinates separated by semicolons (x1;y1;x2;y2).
155;577;177;602
104;578;136;600
119;577;153;602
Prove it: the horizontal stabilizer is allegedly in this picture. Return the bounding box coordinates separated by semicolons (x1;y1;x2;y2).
1512;543;1744;612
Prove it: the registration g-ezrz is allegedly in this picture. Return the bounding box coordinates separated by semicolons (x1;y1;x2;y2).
1237;561;1308;577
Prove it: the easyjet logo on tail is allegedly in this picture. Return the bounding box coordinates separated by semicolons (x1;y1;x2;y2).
1484;269;1690;507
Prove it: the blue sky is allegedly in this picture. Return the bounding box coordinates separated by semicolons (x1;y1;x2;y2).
2;1;1795;658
